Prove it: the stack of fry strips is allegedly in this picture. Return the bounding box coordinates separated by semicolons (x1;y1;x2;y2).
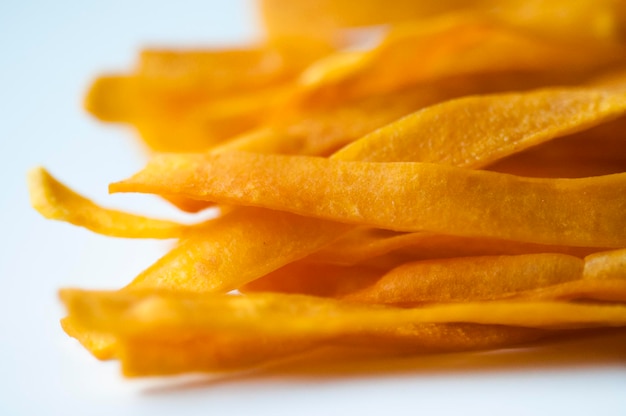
30;0;626;377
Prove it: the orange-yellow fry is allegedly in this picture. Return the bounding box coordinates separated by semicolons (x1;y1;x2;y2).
117;323;546;377
260;0;622;46
87;76;287;152
335;84;626;165
136;47;320;95
87;45;329;122
308;229;599;266
60;317;117;360
509;279;626;303
488;115;626;178
28;167;186;239
112;151;626;248
127;207;351;292
61;290;626;336
118;334;316;377
297;15;623;103
241;262;383;297
345;254;583;304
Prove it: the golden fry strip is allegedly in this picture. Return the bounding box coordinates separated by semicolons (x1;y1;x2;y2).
112;151;626;248
86;42;333;152
488;115;626;178
136;47;319;94
118;334;316;377
335;84;626;165
345;254;583;304
61;290;626;335
131;88;286;153
60;317;117;360
127;208;350;292
87;75;287;152
28;167;186;239
297;15;622;103
309;229;599;266
87;45;329;121
253;249;626;304
118;323;546;377
260;0;623;46
509;279;626;303
240;262;383;297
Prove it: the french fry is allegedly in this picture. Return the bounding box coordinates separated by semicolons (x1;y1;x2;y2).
118;323;546;377
61;290;626;335
112;151;626;248
297;15;623;103
308;229;599;266
344;254;583;304
28;167;187;239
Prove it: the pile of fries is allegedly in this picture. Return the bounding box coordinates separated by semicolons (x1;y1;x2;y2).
29;0;626;377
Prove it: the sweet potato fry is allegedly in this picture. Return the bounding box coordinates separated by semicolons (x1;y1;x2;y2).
241;262;383;297
117;323;546;377
297;15;623;103
345;254;583;304
28;167;186;239
118;334;316;377
60;317;117;360
127;208;350;292
308;229;599;266
260;0;624;47
334;82;626;165
136;46;326;95
508;280;626;303
112;151;626;248
61;290;626;336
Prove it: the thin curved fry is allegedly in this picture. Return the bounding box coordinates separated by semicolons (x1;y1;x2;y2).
127;208;350;292
61;290;626;335
309;229;599;266
60;317;117;360
117;323;545;377
345;254;583;304
297;15;623;103
112;151;626;248
334;83;626;165
489;115;626;178
118;334;316;377
240;262;383;297
136;46;322;94
508;279;626;303
260;0;624;47
28;167;186;239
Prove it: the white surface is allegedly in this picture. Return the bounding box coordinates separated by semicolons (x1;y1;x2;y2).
1;1;625;415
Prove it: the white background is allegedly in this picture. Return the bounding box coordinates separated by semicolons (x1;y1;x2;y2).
1;1;625;415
